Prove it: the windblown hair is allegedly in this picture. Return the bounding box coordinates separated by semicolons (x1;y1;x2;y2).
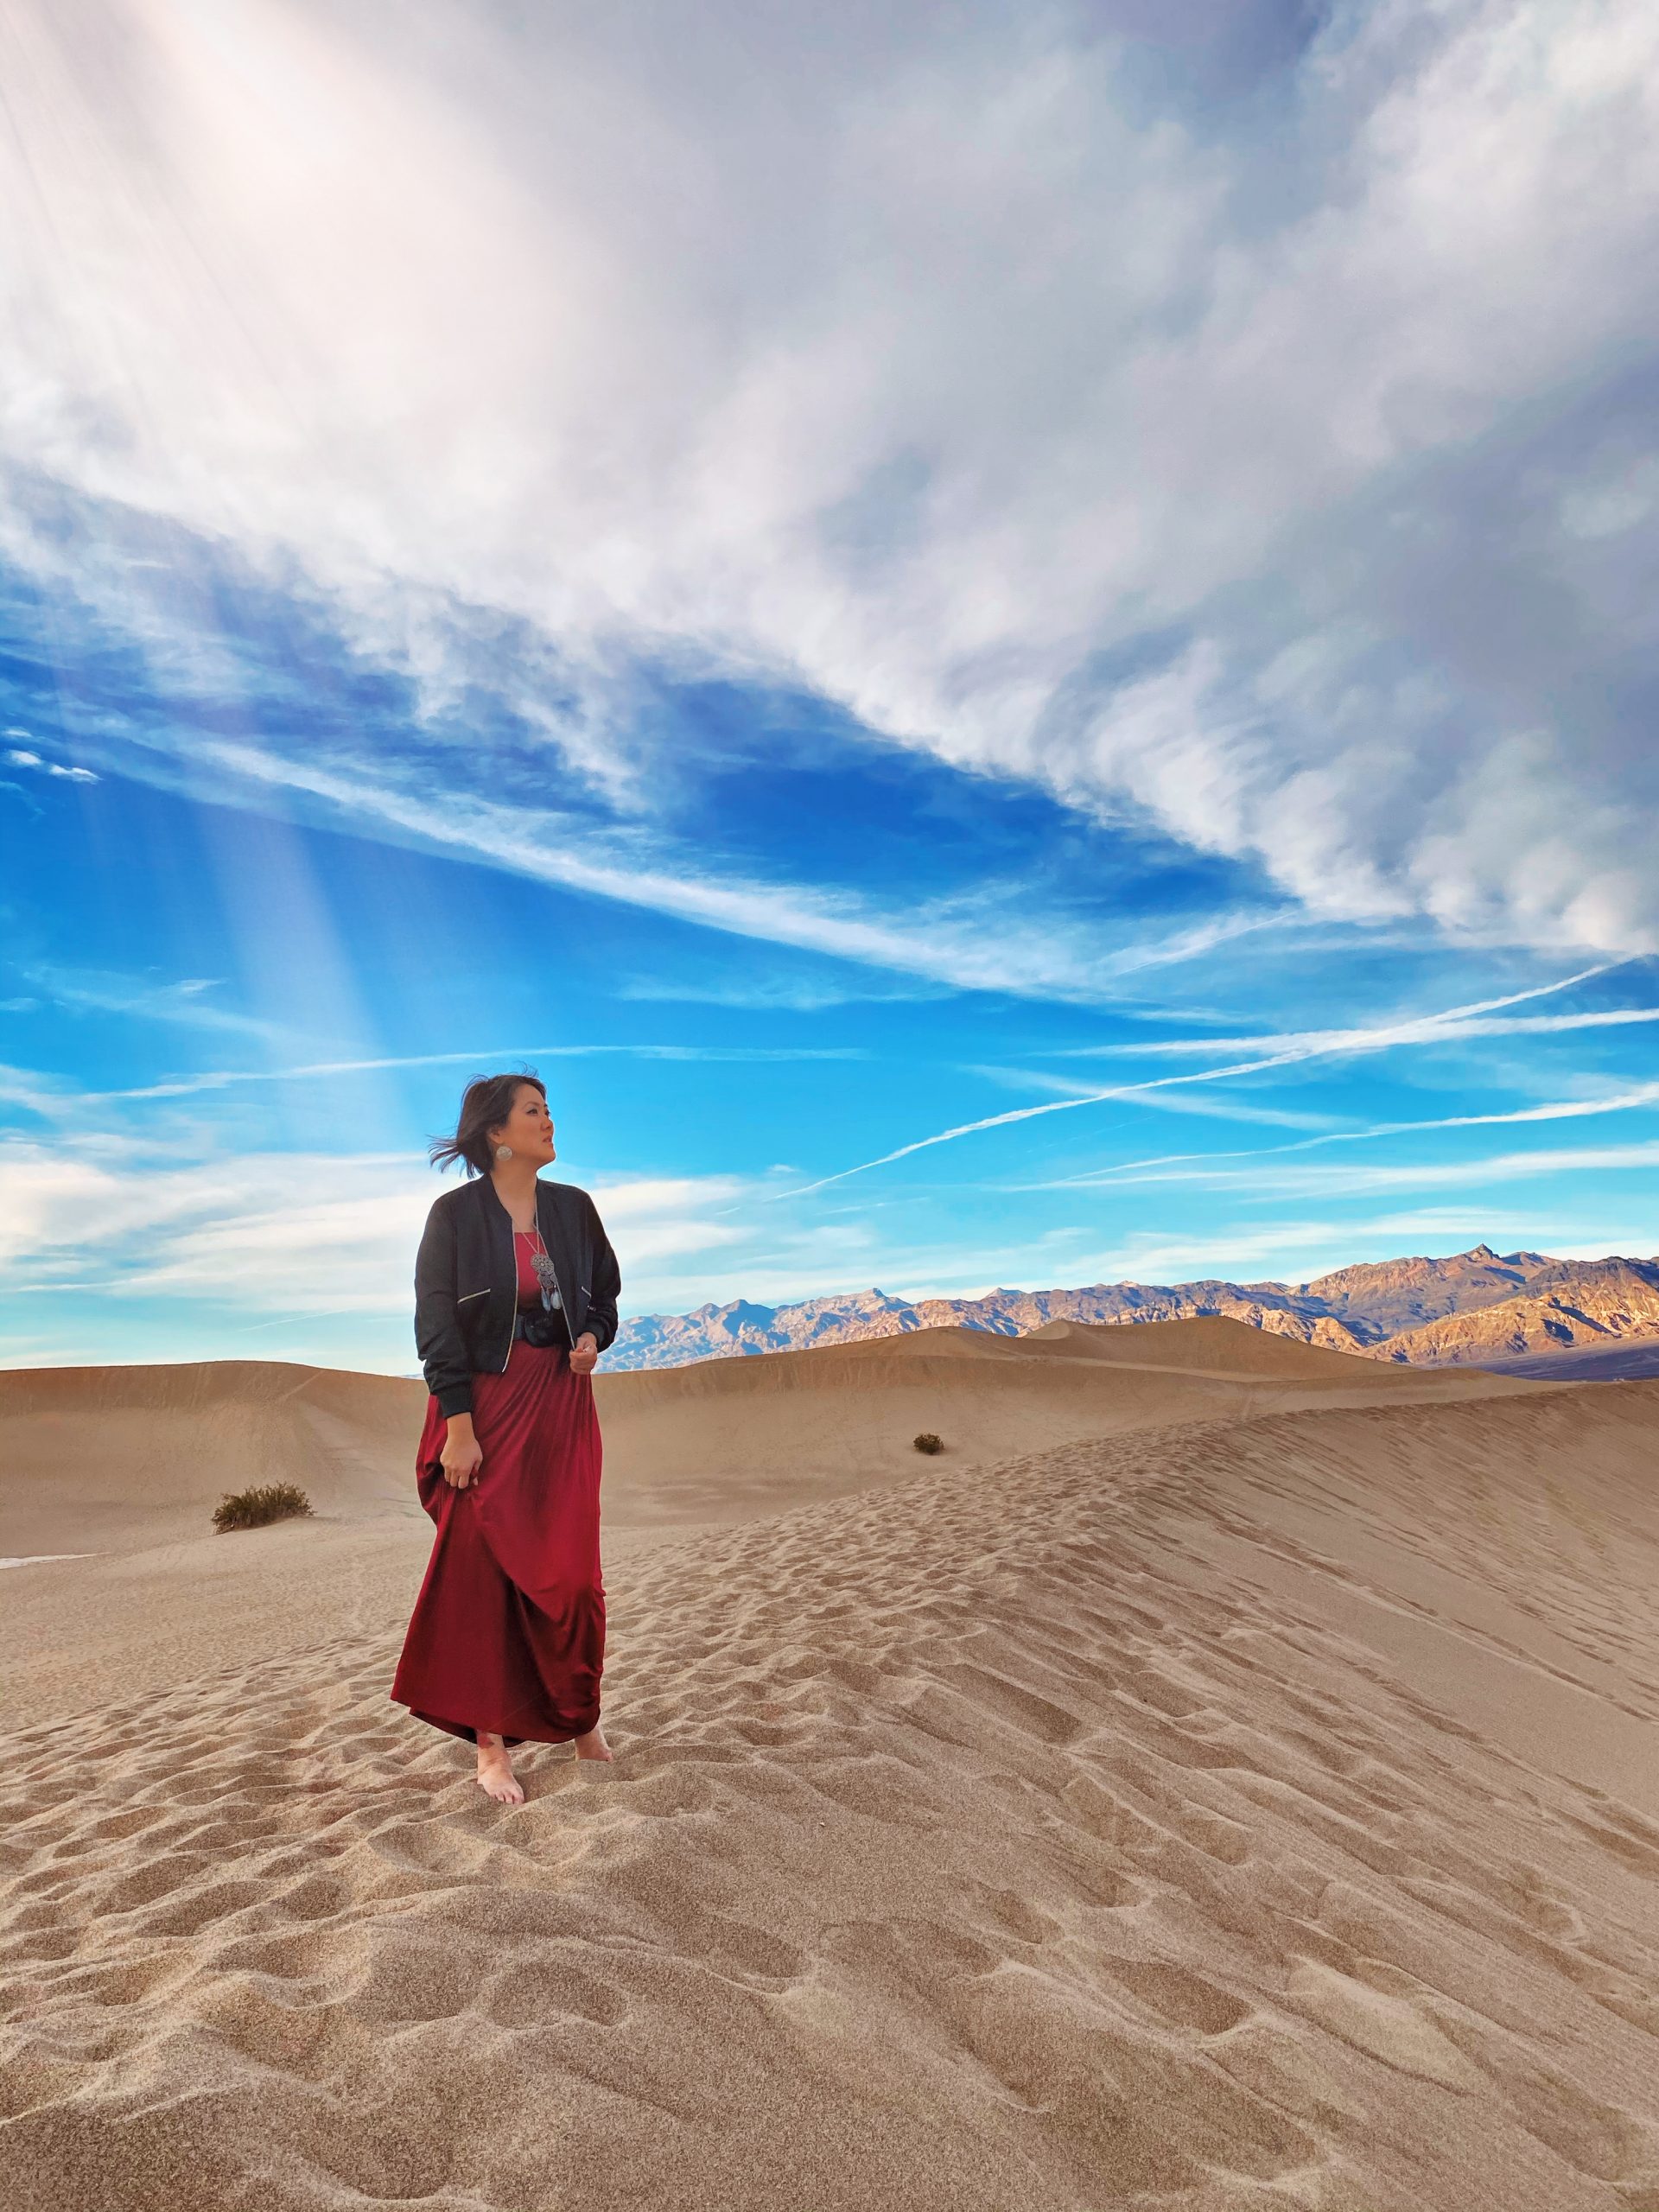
428;1070;547;1178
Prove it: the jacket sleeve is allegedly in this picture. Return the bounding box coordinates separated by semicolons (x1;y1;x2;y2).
413;1197;474;1418
582;1193;622;1353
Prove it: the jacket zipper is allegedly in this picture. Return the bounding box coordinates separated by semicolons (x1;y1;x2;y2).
537;1189;573;1339
499;1211;514;1372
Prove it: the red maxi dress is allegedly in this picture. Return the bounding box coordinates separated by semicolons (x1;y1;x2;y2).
391;1230;606;1746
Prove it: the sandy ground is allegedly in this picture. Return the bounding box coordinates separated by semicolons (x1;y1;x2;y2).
1;1320;1656;2209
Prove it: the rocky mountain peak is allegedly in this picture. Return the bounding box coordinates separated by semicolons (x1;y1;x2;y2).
607;1245;1659;1374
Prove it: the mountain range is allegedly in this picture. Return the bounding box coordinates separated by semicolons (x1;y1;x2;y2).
607;1244;1659;1374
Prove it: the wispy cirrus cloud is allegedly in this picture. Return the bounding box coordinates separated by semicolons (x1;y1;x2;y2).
0;1039;871;1122
1033;1078;1659;1190
779;966;1634;1193
74;727;1272;1006
615;973;950;1012
960;1062;1336;1130
1055;998;1659;1059
20;965;282;1038
1071;1139;1659;1202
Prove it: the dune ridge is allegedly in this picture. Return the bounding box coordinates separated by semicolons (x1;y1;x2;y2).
3;1362;1657;2209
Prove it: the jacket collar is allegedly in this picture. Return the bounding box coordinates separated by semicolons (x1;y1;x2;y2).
476;1172;559;1224
476;1173;575;1300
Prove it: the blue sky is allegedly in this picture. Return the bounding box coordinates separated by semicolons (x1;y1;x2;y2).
2;0;1656;1374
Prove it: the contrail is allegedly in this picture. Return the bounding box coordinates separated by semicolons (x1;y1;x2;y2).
766;962;1627;1198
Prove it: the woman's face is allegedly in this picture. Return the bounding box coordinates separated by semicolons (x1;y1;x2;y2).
490;1084;556;1166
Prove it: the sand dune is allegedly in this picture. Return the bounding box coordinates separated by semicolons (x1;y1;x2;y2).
0;1322;1532;1720
0;1313;1535;1554
0;1361;429;1555
3;1327;1656;2208
1019;1312;1474;1376
592;1316;1535;1530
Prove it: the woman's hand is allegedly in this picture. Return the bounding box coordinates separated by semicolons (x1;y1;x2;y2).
440;1413;485;1490
569;1331;600;1376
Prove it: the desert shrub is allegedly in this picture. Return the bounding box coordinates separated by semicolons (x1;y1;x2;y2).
912;1432;944;1455
213;1482;314;1533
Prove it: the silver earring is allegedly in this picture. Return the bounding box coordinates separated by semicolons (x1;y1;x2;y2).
495;1143;513;1161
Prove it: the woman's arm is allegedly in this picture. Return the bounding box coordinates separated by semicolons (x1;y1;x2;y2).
413;1198;474;1418
435;1405;483;1486
582;1195;622;1353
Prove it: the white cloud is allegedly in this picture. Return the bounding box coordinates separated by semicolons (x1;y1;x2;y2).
1049;1207;1659;1294
0;1151;115;1268
0;1139;758;1313
4;747;98;782
0;0;1654;963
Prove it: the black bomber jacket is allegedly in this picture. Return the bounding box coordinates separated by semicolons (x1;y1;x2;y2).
413;1173;621;1418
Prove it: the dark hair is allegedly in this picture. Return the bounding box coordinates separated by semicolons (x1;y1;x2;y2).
428;1070;548;1178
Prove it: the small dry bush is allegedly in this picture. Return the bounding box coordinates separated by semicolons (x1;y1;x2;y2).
213;1482;314;1534
912;1432;944;1455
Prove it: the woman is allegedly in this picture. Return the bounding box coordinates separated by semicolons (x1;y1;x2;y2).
391;1071;622;1802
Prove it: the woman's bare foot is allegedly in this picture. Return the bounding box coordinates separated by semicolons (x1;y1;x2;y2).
573;1722;613;1763
474;1730;525;1804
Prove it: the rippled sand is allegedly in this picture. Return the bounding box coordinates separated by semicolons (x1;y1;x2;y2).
3;1325;1656;2209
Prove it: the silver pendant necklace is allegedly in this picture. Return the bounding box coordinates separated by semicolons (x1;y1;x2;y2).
518;1216;562;1309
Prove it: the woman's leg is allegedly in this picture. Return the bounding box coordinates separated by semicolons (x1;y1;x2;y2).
474;1729;525;1804
475;1721;607;1794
